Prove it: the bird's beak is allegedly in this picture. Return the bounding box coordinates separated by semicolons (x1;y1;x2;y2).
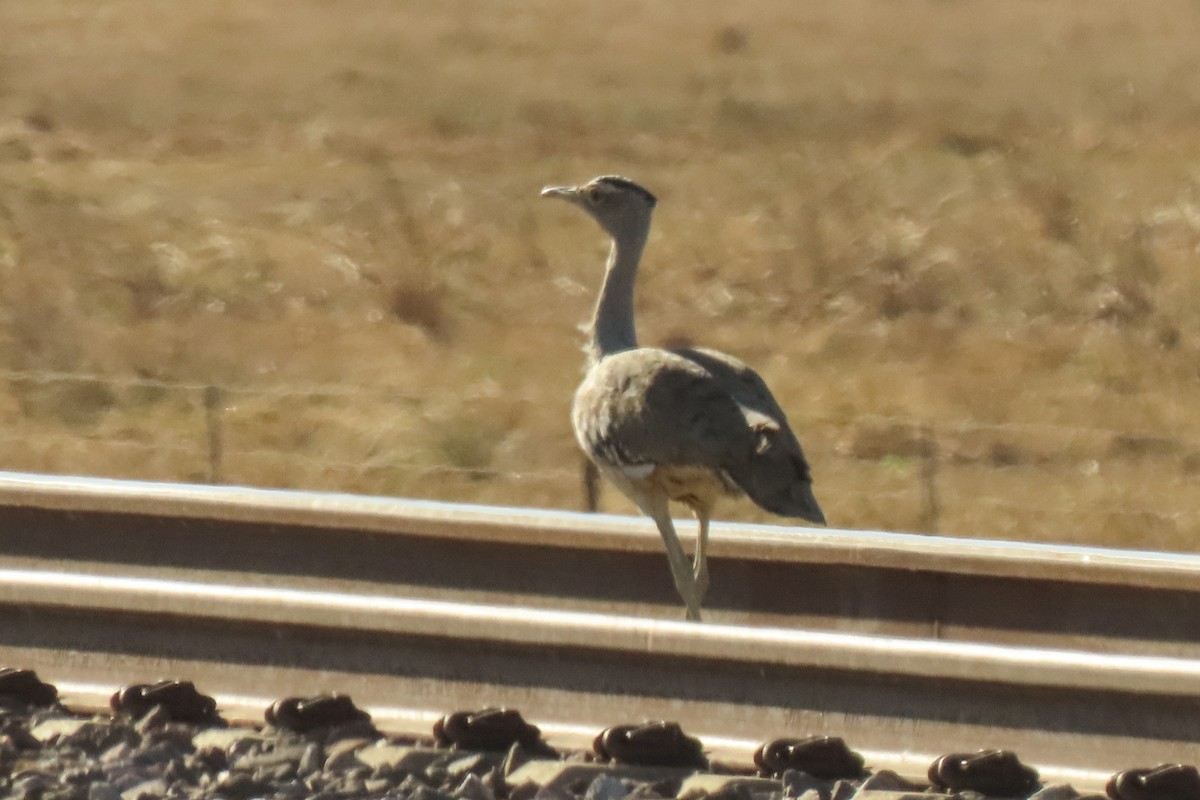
540;185;582;204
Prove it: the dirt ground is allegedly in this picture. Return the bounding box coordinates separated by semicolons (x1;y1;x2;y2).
2;0;1199;550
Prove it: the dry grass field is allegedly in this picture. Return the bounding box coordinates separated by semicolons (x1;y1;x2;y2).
2;0;1199;550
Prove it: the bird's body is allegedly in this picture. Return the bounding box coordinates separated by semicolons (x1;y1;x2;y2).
574;346;820;517
573;348;746;511
542;175;824;621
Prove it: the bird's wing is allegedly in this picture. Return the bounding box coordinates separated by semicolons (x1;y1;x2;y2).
675;348;825;524
573;348;824;524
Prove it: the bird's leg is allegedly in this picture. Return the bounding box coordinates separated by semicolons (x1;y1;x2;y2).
659;518;703;622
640;495;702;621
692;510;711;605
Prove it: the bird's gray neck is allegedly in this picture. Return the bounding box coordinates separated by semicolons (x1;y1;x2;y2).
587;227;647;363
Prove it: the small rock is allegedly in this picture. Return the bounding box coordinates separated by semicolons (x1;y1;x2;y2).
354;743;441;774
189;746;229;774
99;742;135;765
40;790;84;800
829;780;857;800
87;784;121;800
106;772;145;793
233;741;308;771
324;737;370;771
144;724;196;752
852;792;947;800
192;727;262;753
507;761;696;797
227;735;264;760
12;772;55;799
858;772;925;792
254;762;298;782
481;768;506;798
678;775;780;800
449;752;499;780
61;766;105;786
162;757;192;784
207;771;272;800
628;782;670;800
683;784;752;800
59;720;132;755
533;787;575;800
331;773;368;795
133;705;170;734
131;741;179;766
1028;785;1084;800
272;780;311;798
585;774;631;800
4;723;45;752
298;742;324;776
31;717;89;743
390;774;430;796
456;772;500;800
120;779;166;800
369;762;408;782
503;742;536;778
509;782;540;800
411;783;456;800
782;771;830;800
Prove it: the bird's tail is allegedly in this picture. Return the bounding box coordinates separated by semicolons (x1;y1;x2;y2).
784;480;826;526
736;467;825;524
728;421;826;525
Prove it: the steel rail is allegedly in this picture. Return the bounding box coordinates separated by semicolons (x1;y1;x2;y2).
2;470;1198;589
0;471;1198;789
3;567;1200;695
1;471;1199;655
0;563;1196;790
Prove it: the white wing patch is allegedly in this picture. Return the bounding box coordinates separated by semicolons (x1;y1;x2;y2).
619;463;656;480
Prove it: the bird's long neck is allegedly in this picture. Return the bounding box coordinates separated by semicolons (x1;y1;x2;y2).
587;226;647;364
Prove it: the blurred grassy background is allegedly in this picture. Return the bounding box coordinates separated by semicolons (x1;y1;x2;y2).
1;0;1199;549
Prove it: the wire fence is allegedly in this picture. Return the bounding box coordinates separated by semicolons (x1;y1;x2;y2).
4;365;1199;443
1;366;1197;547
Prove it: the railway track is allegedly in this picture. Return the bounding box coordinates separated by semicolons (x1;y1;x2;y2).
0;470;1198;792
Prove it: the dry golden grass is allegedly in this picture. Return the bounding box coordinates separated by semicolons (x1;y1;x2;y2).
2;0;1200;550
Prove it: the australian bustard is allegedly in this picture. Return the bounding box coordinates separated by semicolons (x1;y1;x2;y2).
542;175;826;622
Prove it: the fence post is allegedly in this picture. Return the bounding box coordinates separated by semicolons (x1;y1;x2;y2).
582;458;600;512
204;385;224;484
919;423;940;533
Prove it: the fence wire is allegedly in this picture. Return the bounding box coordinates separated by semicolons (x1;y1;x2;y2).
1;366;1196;542
1;366;1196;444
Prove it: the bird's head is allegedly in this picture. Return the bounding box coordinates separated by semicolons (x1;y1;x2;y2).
541;175;657;240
